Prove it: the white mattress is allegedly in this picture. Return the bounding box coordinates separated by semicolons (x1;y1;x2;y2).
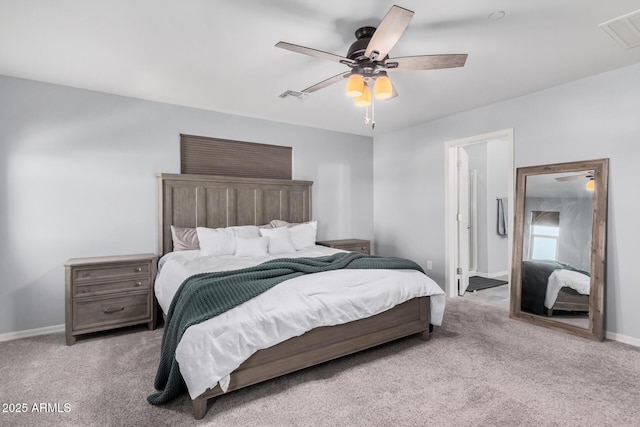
154;246;446;399
544;269;590;309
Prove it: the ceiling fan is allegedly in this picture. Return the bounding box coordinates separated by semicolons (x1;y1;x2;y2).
275;5;468;128
555;171;595;191
555;171;595;182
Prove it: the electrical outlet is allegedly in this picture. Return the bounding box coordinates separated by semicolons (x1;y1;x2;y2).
427;260;433;270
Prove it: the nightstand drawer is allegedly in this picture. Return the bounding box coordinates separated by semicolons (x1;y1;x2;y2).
339;244;370;254
73;263;150;282
72;278;151;297
73;292;151;330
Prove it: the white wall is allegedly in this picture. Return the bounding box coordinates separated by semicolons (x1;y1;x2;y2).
486;140;509;275
0;75;373;335
374;62;640;341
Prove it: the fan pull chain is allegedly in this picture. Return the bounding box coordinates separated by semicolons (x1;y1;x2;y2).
363;97;376;130
371;97;375;130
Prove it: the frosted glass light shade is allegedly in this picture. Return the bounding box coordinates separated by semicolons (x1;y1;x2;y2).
354;85;371;107
374;75;393;99
586;179;595;191
345;74;364;97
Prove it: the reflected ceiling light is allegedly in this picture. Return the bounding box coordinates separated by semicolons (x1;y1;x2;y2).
345;74;364;97
586;179;595;191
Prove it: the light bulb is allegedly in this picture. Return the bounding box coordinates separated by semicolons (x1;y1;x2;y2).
374;75;393;99
354;85;371;107
345;74;364;97
586;179;595;191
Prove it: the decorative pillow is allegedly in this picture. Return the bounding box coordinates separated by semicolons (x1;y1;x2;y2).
228;225;260;238
170;226;200;251
289;220;318;250
270;219;291;228
235;236;270;257
259;227;296;254
196;227;236;257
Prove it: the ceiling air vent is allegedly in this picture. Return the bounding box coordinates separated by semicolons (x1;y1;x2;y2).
278;90;310;101
599;9;640;49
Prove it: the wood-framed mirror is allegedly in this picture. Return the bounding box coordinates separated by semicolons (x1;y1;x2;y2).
510;158;608;341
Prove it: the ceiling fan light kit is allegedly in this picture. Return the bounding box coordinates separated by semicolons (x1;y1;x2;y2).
345;74;365;97
373;73;393;100
276;5;468;129
354;85;372;107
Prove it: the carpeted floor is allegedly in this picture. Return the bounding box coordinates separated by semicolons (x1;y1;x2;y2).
2;298;640;426
467;276;508;292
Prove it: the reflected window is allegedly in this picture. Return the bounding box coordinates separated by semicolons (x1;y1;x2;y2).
530;211;560;260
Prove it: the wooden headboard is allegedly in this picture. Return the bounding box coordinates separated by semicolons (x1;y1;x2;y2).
157;173;313;256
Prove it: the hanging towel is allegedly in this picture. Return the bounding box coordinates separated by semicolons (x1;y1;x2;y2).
497;198;507;236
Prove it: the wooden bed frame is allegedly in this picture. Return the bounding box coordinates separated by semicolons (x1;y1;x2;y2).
548;288;589;316
156;173;432;419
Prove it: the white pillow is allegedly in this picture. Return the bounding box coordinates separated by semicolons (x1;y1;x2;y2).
259;227;296;254
196;227;236;257
228;225;260;238
289;220;318;250
235;236;269;257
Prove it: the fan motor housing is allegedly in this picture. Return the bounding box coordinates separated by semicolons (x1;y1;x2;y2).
347;26;377;60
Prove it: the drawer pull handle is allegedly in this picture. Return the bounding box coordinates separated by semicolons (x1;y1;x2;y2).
134;267;142;272
104;306;125;314
82;272;90;277
135;281;142;287
82;287;90;293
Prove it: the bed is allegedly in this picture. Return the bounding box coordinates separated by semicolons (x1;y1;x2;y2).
151;173;446;419
521;260;590;316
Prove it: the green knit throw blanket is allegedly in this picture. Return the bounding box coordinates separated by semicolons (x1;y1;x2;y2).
147;252;423;405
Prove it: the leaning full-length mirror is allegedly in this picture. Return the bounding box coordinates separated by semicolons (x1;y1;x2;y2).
510;159;608;341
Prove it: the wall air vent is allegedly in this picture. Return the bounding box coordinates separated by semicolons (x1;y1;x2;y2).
599;9;640;49
278;90;310;101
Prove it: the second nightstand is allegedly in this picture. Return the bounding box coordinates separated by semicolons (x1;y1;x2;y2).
316;239;370;255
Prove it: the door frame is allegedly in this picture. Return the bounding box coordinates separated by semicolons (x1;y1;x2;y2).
444;129;515;297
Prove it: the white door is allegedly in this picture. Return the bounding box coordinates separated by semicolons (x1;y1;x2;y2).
458;147;470;295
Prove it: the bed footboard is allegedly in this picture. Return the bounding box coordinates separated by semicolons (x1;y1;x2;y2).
192;296;430;419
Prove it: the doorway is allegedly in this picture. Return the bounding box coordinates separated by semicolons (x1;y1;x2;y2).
444;129;514;303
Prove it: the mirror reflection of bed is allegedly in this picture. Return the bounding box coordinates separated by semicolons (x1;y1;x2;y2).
521;260;590;329
520;170;595;330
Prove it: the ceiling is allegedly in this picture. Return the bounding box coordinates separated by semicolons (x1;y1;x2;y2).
1;0;639;136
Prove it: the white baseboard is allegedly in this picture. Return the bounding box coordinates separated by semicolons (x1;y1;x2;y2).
1;323;638;349
0;324;65;343
605;331;640;348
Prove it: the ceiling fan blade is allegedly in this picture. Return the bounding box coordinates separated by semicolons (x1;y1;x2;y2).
386;54;468;71
276;41;355;64
302;72;351;93
555;173;591;182
365;5;414;60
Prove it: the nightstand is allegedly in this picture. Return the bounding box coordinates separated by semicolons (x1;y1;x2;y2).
64;253;158;345
316;239;370;255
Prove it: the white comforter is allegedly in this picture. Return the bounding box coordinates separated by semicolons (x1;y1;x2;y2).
544;269;590;309
155;246;446;399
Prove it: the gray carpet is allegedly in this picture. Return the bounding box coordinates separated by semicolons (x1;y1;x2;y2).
2;298;640;426
467;276;508;292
